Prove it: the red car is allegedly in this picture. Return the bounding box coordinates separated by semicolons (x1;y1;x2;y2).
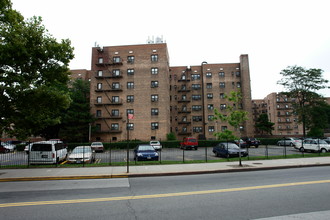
0;145;10;153
180;137;198;150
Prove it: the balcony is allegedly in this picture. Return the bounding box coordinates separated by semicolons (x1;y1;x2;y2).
178;108;191;113
178;120;191;124
95;85;123;92
94;99;123;106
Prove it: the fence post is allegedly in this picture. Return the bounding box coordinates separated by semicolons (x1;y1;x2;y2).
205;147;207;162
284;145;287;158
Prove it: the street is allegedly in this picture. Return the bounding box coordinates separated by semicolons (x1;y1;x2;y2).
1;166;330;219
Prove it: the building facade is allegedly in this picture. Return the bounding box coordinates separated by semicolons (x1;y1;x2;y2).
252;92;304;136
82;43;254;142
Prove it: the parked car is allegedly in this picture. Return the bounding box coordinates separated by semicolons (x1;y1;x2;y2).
277;137;301;147
241;137;260;148
91;142;104;152
24;142;33;154
180;137;198;150
149;140;162;151
0;142;16;152
67;146;95;164
29;141;68;164
134;144;159;161
234;139;249;148
0;145;10;153
298;139;330;153
213;142;248;158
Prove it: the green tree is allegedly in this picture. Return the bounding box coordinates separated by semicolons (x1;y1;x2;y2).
305;99;330;137
166;132;176;141
255;113;275;135
0;0;74;139
277;65;329;137
57;79;95;142
213;91;249;166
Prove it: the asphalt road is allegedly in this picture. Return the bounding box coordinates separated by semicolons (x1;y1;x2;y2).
1;166;330;219
0;145;310;166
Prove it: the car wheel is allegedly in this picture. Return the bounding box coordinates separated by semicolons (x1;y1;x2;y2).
226;154;230;158
5;149;10;153
194;147;198;150
278;142;281;146
299;147;305;152
255;145;259;148
320;148;327;153
290;143;294;147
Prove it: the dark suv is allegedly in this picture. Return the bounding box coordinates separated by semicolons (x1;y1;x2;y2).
241;137;260;148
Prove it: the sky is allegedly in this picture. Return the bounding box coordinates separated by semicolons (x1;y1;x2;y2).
10;0;330;99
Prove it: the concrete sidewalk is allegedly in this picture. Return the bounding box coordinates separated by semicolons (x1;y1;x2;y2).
1;157;330;182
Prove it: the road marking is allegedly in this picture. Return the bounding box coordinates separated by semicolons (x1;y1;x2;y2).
1;179;330;208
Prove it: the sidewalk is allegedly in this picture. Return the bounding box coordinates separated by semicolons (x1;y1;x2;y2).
1;157;330;182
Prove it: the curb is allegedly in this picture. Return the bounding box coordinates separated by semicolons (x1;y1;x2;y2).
1;163;330;182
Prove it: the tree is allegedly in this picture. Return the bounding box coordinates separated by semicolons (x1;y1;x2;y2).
277;65;329;137
305;99;330;137
0;0;74;139
255;113;275;135
57;79;95;142
213;91;249;166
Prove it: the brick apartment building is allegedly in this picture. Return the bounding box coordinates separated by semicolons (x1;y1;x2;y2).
76;43;254;142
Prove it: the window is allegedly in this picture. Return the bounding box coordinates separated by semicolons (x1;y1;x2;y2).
96;124;101;131
207;93;213;99
192;116;202;122
112;69;120;76
127;95;134;103
127;109;134;115
111;109;119;116
208;104;214;110
97;96;102;103
151;122;159;130
97;70;103;77
151;108;159;116
220;93;225;99
219;82;225;88
111;123;119;130
151;67;158;75
221;126;227;131
97;83;102;90
127;123;134;130
237;82;241;88
151;54;158;62
236;71;240;77
208;126;215;132
127;69;134;75
112;96;119;103
151;81;159;88
192;84;201;90
193;127;202;133
151;94;158;102
127;82;134;89
208;115;214;121
98;57;103;64
113;56;121;63
286;118;290;122
206;83;212;89
181;95;187;101
192;95;201;100
112;82;120;89
192;105;202;111
220;104;227;110
96;110;102;117
219;72;225;77
206;72;212;78
191;74;200;80
127;56;134;64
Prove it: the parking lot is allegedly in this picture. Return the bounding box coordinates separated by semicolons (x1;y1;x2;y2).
0;145;312;168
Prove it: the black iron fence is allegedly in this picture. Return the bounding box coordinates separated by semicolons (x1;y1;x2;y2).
1;144;329;169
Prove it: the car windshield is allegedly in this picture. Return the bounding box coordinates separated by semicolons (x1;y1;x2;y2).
72;147;91;153
150;141;159;144
138;145;155;151
31;144;52;151
92;142;102;146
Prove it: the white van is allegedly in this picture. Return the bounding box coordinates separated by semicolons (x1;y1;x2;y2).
29;141;67;164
